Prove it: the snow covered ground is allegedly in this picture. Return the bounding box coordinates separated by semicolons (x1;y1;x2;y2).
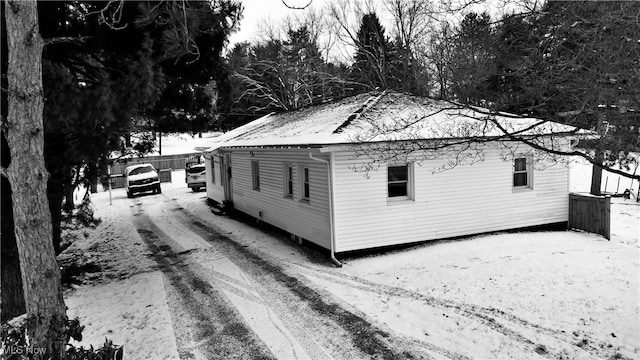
569;155;639;197
62;157;639;359
147;132;221;156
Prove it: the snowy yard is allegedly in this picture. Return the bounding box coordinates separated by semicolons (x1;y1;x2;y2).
62;161;639;359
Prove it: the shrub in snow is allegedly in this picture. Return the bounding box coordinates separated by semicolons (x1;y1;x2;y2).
1;316;122;360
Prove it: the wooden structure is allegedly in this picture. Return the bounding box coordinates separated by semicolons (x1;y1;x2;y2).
110;152;201;174
568;193;611;240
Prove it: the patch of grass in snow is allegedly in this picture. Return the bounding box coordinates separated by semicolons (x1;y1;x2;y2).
60;261;102;286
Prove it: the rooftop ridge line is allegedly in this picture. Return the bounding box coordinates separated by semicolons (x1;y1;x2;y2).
332;90;387;134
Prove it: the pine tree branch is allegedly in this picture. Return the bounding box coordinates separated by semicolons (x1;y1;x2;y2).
43;36;91;46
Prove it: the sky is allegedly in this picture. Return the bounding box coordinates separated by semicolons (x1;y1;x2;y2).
227;0;324;48
224;0;512;62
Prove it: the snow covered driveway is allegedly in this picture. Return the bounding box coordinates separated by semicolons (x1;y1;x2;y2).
64;172;639;359
126;191;428;359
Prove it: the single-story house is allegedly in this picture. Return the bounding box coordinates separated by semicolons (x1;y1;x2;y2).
204;91;579;264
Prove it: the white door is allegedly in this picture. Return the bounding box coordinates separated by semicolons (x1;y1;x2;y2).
221;154;233;203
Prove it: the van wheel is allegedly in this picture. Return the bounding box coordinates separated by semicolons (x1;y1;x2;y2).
157;185;162;194
127;191;133;198
193;187;200;192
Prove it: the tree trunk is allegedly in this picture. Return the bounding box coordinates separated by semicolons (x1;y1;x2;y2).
1;177;26;322
3;0;67;355
590;118;606;196
590;162;603;196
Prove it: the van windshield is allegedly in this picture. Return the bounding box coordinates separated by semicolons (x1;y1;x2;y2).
129;166;154;176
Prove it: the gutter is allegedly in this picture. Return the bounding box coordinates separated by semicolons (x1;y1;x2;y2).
308;152;342;267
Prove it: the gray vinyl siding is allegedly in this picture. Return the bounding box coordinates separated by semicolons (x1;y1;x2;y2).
228;149;332;249
332;144;569;252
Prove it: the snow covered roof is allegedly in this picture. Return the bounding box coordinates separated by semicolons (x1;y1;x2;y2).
210;91;580;150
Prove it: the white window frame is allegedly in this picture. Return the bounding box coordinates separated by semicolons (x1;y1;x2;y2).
283;163;294;198
251;160;260;191
513;155;533;191
387;163;413;202
299;165;310;202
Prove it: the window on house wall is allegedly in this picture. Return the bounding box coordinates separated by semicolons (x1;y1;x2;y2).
218;156;225;182
210;158;216;184
513;156;533;189
388;165;410;198
252;160;260;191
299;166;310;201
283;164;293;198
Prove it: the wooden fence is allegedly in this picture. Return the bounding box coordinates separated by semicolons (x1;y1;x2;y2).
109;169;173;189
568;193;611;240
110;152;202;174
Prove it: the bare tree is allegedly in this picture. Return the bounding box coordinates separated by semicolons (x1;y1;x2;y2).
385;0;434;49
284;5;341;62
425;21;454;99
328;0;380;60
255;16;283;43
383;0;435;95
227;24;354;120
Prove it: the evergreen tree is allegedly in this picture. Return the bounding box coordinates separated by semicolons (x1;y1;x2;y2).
282;25;324;108
484;14;537;113
465;3;639;193
351;13;393;91
1;0;241;345
32;0;241;252
450;12;494;105
140;0;242;135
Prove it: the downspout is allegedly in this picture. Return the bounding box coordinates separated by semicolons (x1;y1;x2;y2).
309;152;342;267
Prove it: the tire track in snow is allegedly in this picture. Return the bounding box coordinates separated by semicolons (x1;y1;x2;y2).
131;199;320;360
156;190;542;358
185;218;428;360
159;192;620;359
147;198;342;360
131;215;275;360
290;262;613;359
162;196;470;360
